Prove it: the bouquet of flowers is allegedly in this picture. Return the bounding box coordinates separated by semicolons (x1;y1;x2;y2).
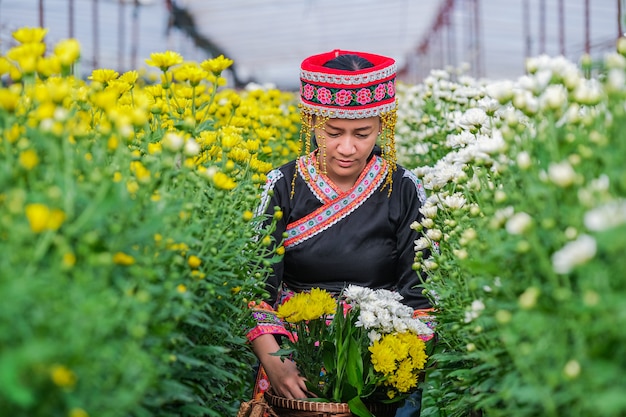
274;285;434;417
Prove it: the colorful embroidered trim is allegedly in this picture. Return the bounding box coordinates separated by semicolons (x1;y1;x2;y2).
254;169;284;217
299;49;397;119
403;168;427;205
246;300;291;342
284;155;388;248
299;153;341;204
300;77;396;119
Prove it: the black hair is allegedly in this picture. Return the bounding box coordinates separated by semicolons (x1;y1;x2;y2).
322;54;374;71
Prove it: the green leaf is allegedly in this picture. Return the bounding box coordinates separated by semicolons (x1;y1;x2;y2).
345;335;364;394
347;396;375;417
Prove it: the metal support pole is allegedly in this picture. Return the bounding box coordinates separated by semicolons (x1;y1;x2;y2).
118;0;126;71
38;0;44;28
539;0;546;54
523;0;531;59
473;0;483;77
558;0;565;55
93;0;99;69
131;0;140;71
584;0;591;54
69;0;75;38
618;0;624;37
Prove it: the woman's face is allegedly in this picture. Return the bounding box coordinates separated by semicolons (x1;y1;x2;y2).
314;116;380;190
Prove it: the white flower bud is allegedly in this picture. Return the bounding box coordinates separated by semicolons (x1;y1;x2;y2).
505;212;533;235
548;161;577;187
162;132;184;152
516;151;532;170
563;360;581;379
552;234;597;274
184;138;200;156
426;229;443;241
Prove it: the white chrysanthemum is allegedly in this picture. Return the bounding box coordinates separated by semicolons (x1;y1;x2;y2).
552;234;597;274
541;84;568;110
414;237;431;251
162;132;184;152
475;132;507;155
441;193;466;210
374;288;404;303
355;309;378;328
446;131;477;148
421;162;464;190
406;317;434;336
485;79;514;103
343;285;374;305
392;317;409;333
184;138;200;156
465;310;478;323
367;330;381;344
471;299;485;312
607;69;626;93
477;96;500;114
490;206;515;229
505;212;533;235
572;79;603;105
516;89;540;114
548;161;577;187
584;199;626;231
419;203;438;219
426;229;443;241
421;218;434;229
604;52;626;69
459;108;488;129
516;151;532;170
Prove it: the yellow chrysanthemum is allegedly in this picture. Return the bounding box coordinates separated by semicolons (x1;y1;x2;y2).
13;27;48;44
130;161;151;183
119;70;139;85
50;364;76;388
19;149;39;170
36;56;61;78
69;408;89;417
54;38;81;66
88;68;119;84
7;43;46;73
188;255;202;269
276;288;336;323
369;341;397;375
200;55;234;75
306;288;337;319
145;51;183;72
113;252;135;266
0;57;12;75
228;147;250;163
0;89;20;112
212;171;237;190
387;359;418;393
174;63;208;86
63;252;77;268
25;204;66;233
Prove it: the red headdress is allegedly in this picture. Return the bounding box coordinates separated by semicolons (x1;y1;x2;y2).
299;49;397;119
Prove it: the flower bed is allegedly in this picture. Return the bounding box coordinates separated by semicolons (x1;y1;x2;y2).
0;27;300;417
395;43;626;416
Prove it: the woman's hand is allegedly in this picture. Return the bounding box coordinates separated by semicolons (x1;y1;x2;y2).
252;334;309;399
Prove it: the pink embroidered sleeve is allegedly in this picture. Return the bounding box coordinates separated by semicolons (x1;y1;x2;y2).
414;308;437;342
246;300;291;342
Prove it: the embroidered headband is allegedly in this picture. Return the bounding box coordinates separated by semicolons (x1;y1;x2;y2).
300;49;397;119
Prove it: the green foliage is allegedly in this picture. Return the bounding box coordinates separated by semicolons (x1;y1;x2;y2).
397;50;626;416
0;38;300;416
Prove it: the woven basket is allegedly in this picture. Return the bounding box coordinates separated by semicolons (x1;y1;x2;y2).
264;391;398;417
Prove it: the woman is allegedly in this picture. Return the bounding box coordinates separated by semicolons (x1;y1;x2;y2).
247;50;434;415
